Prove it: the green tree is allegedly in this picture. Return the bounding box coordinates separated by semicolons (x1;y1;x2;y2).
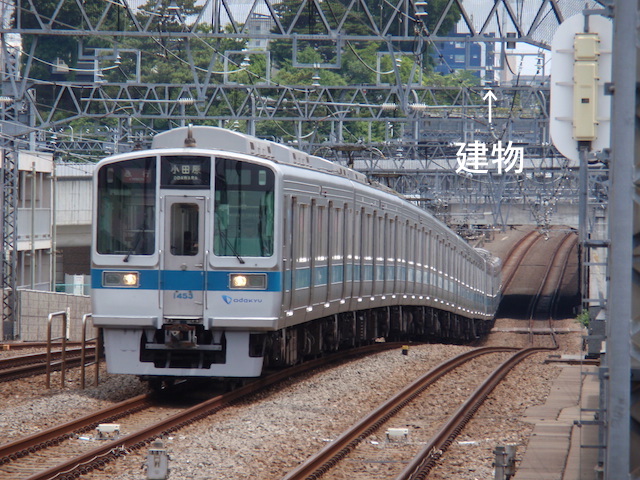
415;0;461;36
20;0;120;81
269;0;462;84
270;0;373;70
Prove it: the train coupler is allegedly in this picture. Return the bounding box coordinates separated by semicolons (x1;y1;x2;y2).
163;323;197;348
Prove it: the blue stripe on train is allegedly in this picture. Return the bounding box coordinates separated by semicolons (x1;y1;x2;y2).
91;269;282;292
91;267;488;305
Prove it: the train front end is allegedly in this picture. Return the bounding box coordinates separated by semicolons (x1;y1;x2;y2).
91;133;282;380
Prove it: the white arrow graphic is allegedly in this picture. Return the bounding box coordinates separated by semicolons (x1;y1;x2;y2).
483;89;497;123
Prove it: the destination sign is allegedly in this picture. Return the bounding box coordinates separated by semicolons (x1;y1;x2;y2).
161;156;211;187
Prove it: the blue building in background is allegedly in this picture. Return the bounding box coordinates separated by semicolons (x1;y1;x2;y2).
432;33;496;83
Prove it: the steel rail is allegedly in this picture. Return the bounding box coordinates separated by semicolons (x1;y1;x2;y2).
0;355;97;382
526;232;574;318
549;235;578;320
0;394;152;465
544;233;578;348
396;346;554;480
280;346;518;480
525;233;571;319
16;342;400;480
0;348;96;369
500;230;541;294
525;232;575;345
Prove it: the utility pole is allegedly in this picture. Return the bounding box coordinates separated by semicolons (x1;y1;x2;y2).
1;0;19;338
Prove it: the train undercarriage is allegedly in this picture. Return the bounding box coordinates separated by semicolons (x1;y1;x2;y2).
136;306;493;390
263;305;493;369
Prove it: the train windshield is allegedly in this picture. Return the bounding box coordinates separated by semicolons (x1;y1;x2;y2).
96;157;156;256
214;158;274;257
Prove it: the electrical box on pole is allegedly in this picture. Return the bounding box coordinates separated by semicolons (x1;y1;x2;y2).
572;33;600;141
550;14;612;162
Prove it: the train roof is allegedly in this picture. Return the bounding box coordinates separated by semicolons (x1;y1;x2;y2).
149;126;469;242
152;125;369;184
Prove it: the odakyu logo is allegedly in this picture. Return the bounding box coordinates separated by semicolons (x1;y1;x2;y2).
222;295;263;304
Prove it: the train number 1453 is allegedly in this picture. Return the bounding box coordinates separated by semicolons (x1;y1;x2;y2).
173;291;194;299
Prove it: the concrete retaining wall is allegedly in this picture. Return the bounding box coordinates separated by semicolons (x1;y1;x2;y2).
17;289;93;342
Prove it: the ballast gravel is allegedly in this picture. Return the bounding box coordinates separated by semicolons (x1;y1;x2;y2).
0;370;148;443
76;322;580;480
0;323;586;480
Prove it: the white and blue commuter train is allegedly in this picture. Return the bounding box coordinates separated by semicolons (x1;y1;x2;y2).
91;126;501;381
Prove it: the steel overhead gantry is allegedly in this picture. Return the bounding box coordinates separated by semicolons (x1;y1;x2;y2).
1;0;604;323
3;0;595;142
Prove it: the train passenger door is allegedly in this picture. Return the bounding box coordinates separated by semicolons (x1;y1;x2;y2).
162;196;206;318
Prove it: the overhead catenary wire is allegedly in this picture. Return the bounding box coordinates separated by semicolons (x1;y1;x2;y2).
3;0;553;156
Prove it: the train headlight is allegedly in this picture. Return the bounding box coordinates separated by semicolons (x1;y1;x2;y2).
229;273;267;290
231;275;248;288
122;273;139;286
103;271;140;288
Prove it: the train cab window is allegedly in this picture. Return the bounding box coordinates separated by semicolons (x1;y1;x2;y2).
96;157;156;256
214;158;275;257
170;203;199;256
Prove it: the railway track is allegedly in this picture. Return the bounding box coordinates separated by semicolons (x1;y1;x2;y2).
548;235;579;321
525;232;577;345
280;345;553;480
498;227;579;322
0;348;97;381
0;343;399;480
393;346;553;480
500;229;541;293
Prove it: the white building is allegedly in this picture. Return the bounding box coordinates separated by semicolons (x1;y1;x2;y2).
14;151;54;291
246;13;274;50
1;155;94;293
54;163;93;293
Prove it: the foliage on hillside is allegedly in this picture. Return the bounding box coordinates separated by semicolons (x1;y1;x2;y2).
21;0;476;149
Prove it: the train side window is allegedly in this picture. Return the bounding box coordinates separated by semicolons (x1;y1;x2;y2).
438;238;444;287
430;232;435;283
423;230;429;287
420;228;427;288
352;209;361;281
432;234;437;275
298;203;310;263
408;223;415;283
170;203;199;256
374;214;384;281
330;204;343;263
363;213;372;263
445;243;451;291
316;204;327;263
375;215;384;263
386;216;395;281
